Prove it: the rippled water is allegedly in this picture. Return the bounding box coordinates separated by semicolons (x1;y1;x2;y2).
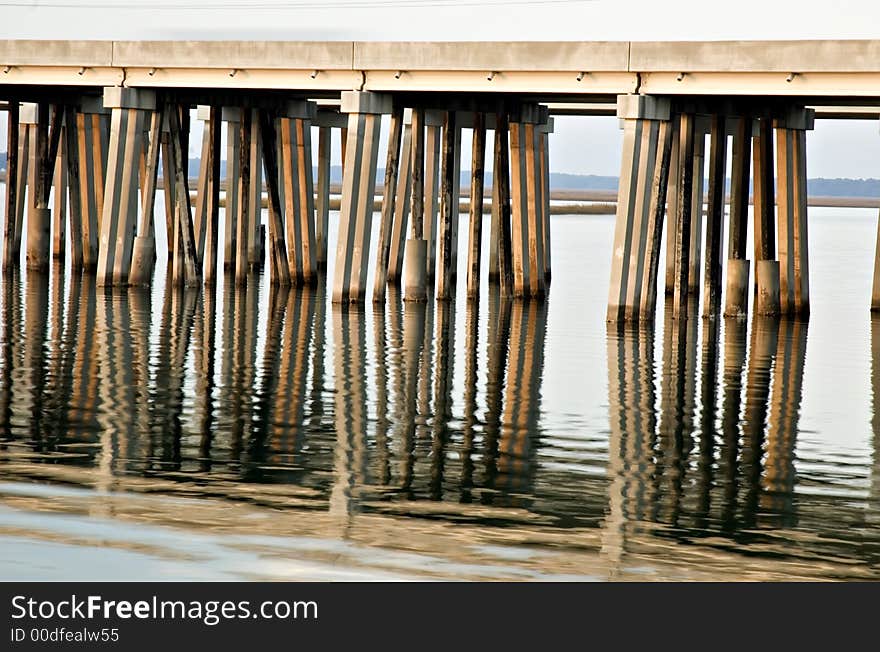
1;203;879;581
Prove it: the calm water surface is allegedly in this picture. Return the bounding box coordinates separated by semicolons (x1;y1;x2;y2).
1;203;879;581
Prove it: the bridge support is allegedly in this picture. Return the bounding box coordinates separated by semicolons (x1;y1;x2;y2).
754;117;776;294
372;104;404;303
96;89;153;286
278;101;318;284
540;118;553;283
466;111;487;300
437;110;458;301
223;108;241;272
702;115;727;319
332;91;390;303
424;111;442;281
387;109;412;286
129;105;163;286
724;117;752;317
606;95;673;322
775;108;813;316
404;107;428;303
2;101;20;269
509;104;548;299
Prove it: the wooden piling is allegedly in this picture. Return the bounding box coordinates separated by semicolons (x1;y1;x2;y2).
466;112;487;300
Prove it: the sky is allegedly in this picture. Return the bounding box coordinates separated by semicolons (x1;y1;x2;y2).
0;0;879;178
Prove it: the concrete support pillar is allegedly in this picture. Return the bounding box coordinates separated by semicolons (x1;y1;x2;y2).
160;114;177;266
493;108;514;298
702;115;727;319
52;122;67;261
235;108;252;284
246;108;263;269
25;102;55;272
12;117;30;266
449;116;463;279
387;111;412;285
129;105;163;286
257;109;291;287
539;118;553;283
62;106;84;269
96;89;153;285
436;110;458;301
606;95;673;322
489;153;501;283
753;117;776;269
509;104;548;299
756;260;781;315
664;125;680;295
466;112;487;300
332;91;391;303
775;108;813;316
223;108;241;272
203;107;221;286
672;112;697;321
372;104;405;303
193;106;211;264
424;115;442;280
315;124;332;269
404;107;427;303
2;101;20;268
688;123;707;294
724;259;751;318
166;101;200;287
278;100;318;284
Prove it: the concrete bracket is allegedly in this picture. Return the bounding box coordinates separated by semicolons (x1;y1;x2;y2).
340;90;392;115
616;94;671;121
773;107;816;131
103;87;156;111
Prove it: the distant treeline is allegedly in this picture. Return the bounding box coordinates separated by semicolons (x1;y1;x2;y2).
0;153;877;197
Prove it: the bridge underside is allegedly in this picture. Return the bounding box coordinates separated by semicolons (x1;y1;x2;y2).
1;39;879;316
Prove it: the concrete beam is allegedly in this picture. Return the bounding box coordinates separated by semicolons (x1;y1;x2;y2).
111;40;353;69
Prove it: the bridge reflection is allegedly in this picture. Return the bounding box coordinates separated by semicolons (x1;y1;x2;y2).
0;268;876;578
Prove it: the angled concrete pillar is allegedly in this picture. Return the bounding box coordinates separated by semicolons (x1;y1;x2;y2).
52;121;67;261
332;91;391;303
606;95;672;322
129;105;163;286
775;108;813;316
387;109;413;285
373;104;405;303
95;88;152;286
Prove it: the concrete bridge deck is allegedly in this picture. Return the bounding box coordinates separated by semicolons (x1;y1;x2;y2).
2;40;880;100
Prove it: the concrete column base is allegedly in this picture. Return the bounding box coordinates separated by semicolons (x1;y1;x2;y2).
403;238;428;302
26;207;51;270
129;236;155;286
756;260;781;316
723;259;750;318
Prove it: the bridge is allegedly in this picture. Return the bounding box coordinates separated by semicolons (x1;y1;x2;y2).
1;39;880;320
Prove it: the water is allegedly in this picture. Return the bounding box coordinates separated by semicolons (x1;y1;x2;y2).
1;204;879;581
